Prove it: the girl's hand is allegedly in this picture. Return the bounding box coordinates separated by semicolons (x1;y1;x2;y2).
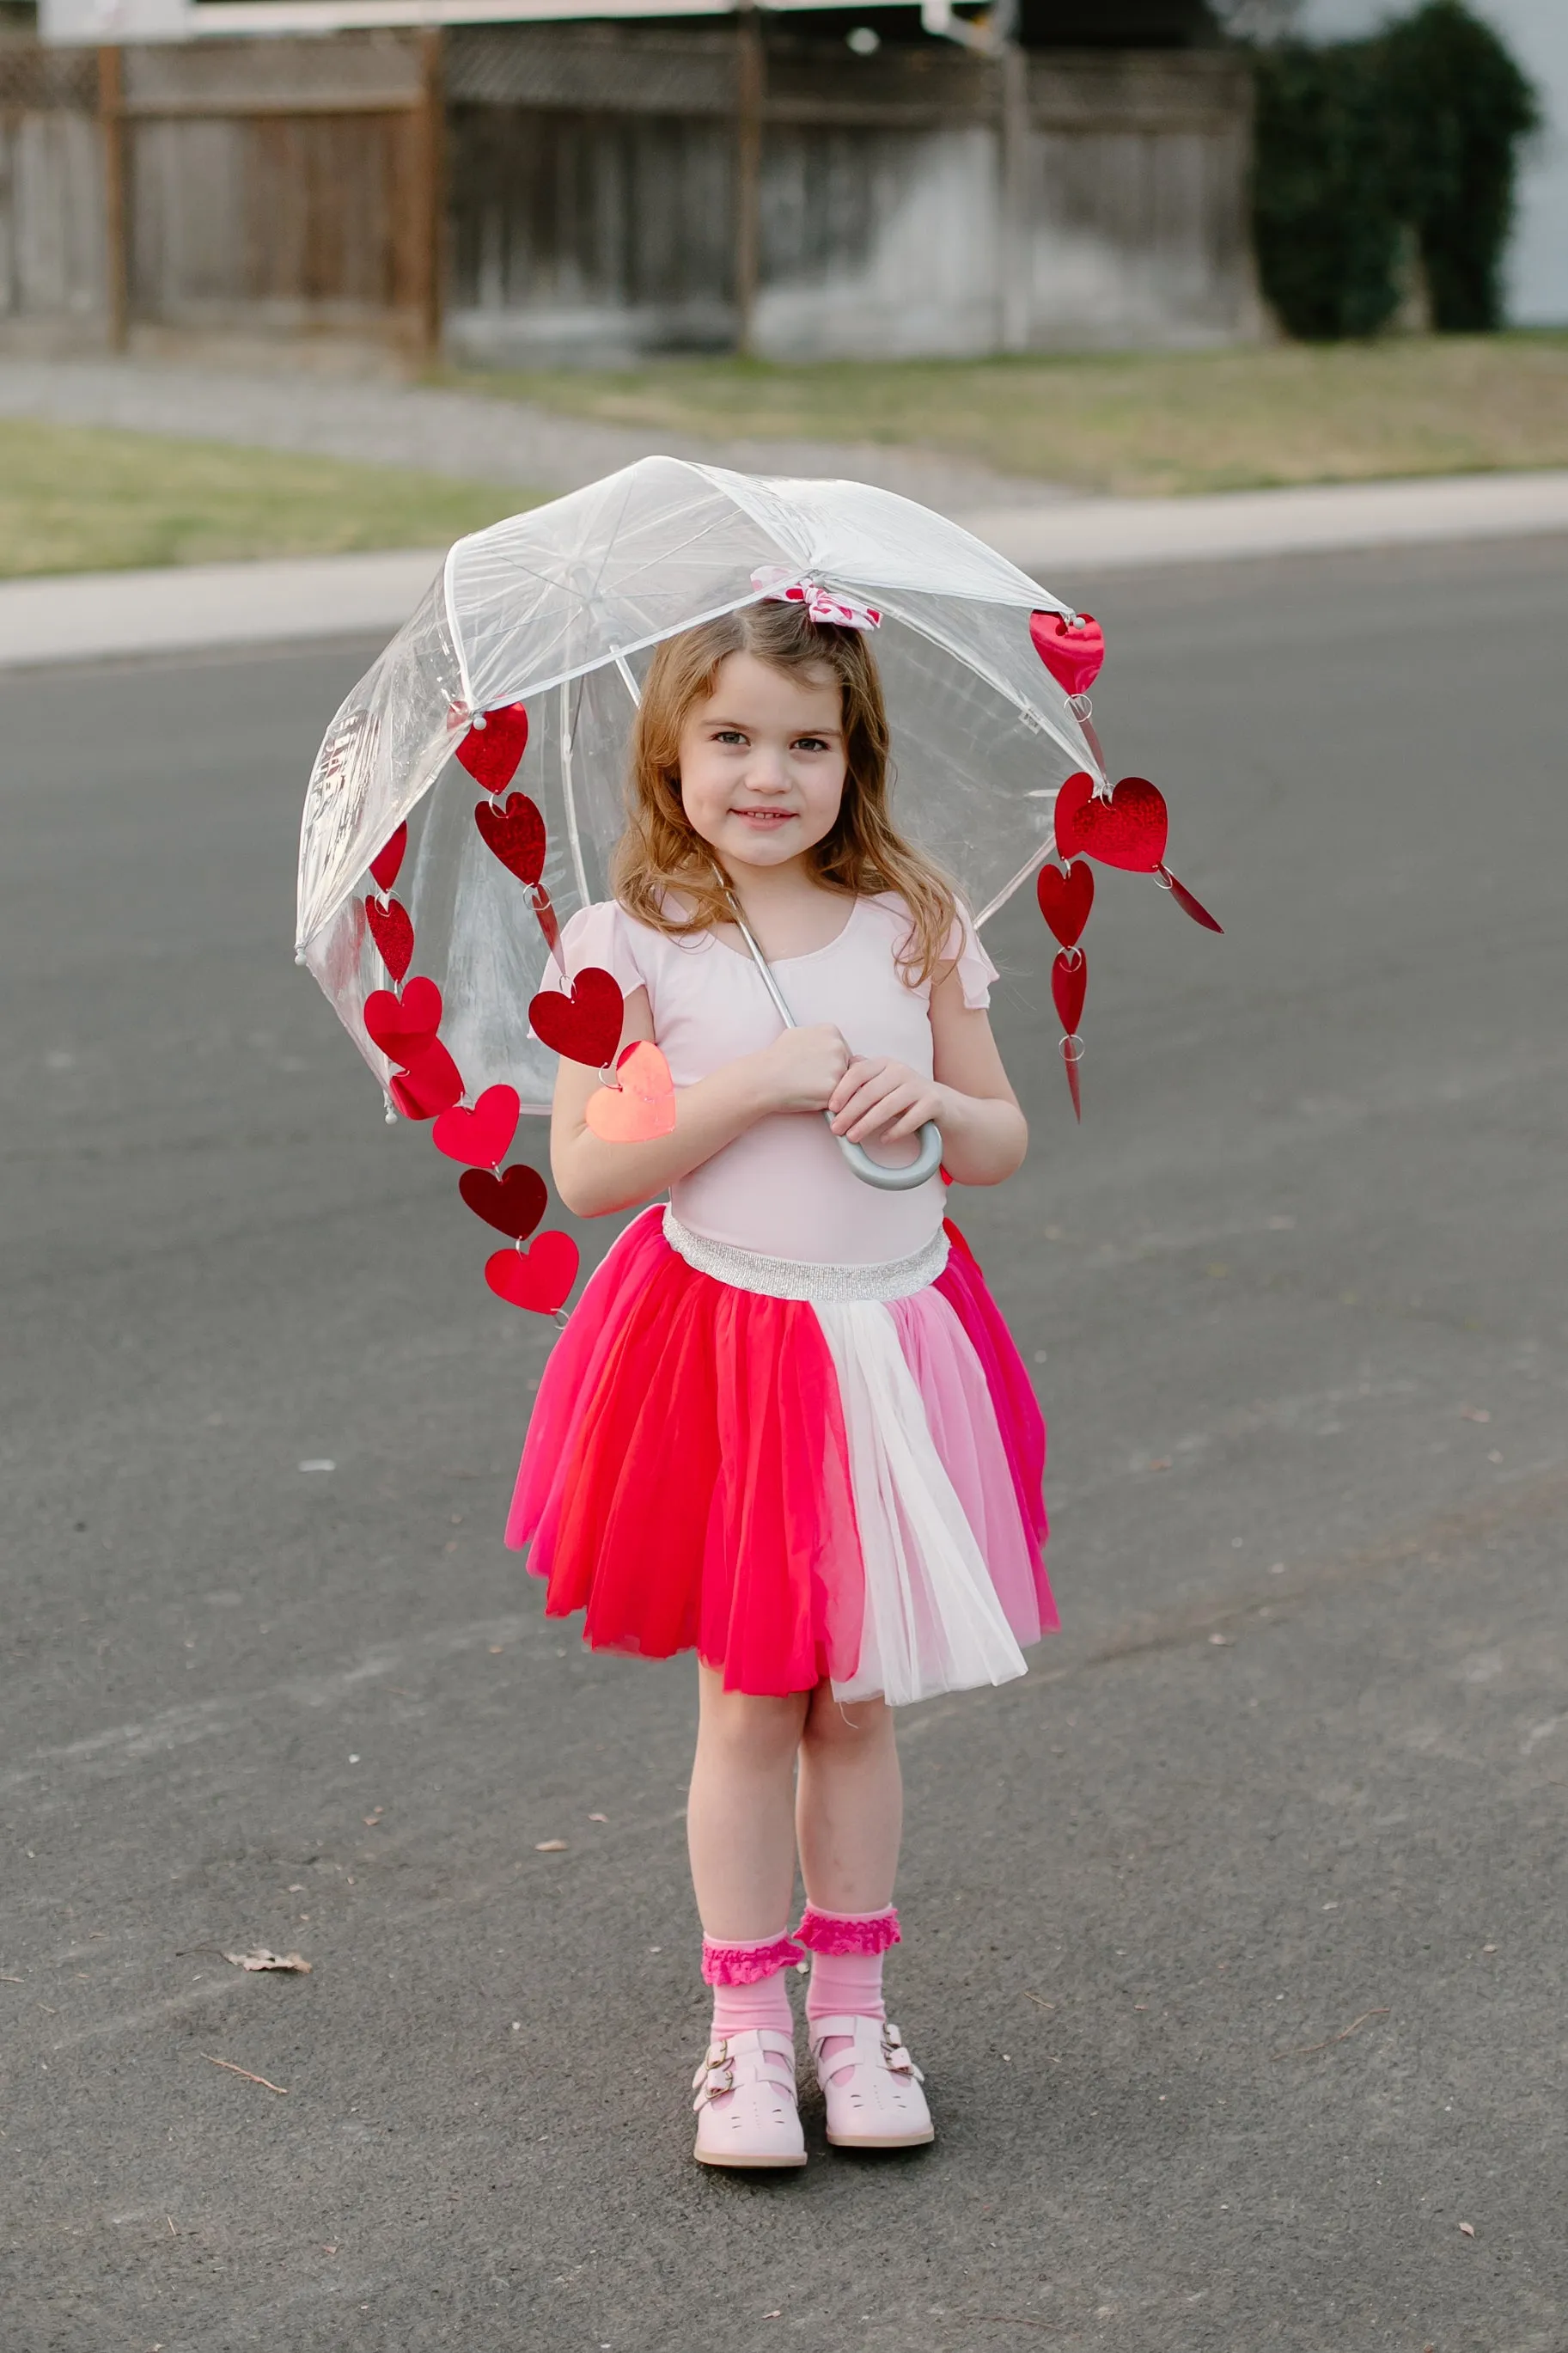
828;1057;944;1145
755;1023;853;1113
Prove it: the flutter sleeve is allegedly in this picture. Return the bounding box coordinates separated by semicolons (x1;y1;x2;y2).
942;903;1001;1011
537;900;648;999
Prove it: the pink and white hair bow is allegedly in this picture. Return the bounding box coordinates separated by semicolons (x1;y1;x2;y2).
750;567;882;632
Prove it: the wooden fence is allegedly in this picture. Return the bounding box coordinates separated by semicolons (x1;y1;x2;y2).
0;26;1259;363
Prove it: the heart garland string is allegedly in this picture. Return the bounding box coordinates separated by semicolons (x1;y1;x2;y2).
357;745;579;1323
1028;614;1222;1116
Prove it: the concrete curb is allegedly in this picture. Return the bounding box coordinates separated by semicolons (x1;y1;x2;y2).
3;470;1565;670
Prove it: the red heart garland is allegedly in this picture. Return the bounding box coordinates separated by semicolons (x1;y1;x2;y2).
432;1083;521;1168
485;1231;578;1317
474;792;546;888
456;702;529;796
1035;860;1095;949
1054;771;1168;874
388;1036;464;1120
460;1163;547;1241
369;822;407;893
363;895;413;983
528;967;625;1069
364;975;442;1060
1051;947;1087;1036
1030;611;1105;698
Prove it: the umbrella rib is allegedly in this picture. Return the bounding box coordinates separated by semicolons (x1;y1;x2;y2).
558;678;591;910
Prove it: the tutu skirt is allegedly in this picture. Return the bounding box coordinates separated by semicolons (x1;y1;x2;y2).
506;1207;1053;1707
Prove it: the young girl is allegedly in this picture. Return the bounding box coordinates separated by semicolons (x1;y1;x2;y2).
507;596;1053;2168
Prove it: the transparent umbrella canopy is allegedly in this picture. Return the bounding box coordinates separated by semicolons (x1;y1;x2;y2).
295;457;1216;1313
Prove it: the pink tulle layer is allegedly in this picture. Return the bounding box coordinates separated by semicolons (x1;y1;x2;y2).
796;1905;902;1957
506;1207;1052;1696
702;1934;806;1986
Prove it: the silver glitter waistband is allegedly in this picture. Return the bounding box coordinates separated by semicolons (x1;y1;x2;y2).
662;1207;948;1304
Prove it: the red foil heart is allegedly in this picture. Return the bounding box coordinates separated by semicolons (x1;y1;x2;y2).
1060;1036;1083;1124
369;822;407;893
473;792;546;888
584;1042;676;1142
456;702;529;796
1160;865;1224;933
485;1231;578;1317
432;1083;521;1168
1051;947;1087;1036
363;894;413;982
1030;611;1105;697
364;975;442;1060
1035;860;1095;948
1055;771;1168;874
528;967;625;1069
460;1163;547;1241
532;883;562;963
388;1036;464;1119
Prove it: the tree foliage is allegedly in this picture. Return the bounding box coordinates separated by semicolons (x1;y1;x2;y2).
1249;2;1540;341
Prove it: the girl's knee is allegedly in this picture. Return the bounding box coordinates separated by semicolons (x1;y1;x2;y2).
801;1681;894;1751
696;1671;808;1763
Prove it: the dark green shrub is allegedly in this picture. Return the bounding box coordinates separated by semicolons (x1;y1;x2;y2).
1248;0;1540;340
1380;0;1540;331
1251;42;1403;341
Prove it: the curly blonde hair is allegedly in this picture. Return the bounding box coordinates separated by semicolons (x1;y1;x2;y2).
612;600;959;984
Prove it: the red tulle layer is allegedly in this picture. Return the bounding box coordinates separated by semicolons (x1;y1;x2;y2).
506;1207;1051;1695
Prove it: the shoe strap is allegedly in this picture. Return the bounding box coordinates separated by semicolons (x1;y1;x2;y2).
808;2015;925;2084
691;2029;800;2106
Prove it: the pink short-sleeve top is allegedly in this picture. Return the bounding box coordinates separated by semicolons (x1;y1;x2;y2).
544;893;998;1268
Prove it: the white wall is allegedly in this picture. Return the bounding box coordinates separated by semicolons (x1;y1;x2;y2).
1295;0;1567;324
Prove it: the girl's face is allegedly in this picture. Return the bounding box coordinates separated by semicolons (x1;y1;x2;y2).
674;651;847;872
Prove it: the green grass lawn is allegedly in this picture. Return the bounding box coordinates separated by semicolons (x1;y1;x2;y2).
0;420;534;579
452;333;1568;498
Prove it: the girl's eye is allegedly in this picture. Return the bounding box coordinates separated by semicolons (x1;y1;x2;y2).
793;736;831;752
713;729;748;746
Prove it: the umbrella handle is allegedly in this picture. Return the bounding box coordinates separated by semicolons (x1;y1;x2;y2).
831;1116;945;1191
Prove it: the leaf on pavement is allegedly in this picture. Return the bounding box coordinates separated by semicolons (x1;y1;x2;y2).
223;1947;313;1974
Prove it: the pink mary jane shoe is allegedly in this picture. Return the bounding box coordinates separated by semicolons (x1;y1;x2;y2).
692;2030;807;2170
809;2015;935;2151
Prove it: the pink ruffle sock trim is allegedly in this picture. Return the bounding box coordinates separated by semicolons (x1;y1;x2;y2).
795;1904;901;1957
701;1930;805;1987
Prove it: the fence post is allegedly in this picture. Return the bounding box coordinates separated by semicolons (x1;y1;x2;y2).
413;27;446;359
998;33;1030;353
97;45;129;352
734;0;764;355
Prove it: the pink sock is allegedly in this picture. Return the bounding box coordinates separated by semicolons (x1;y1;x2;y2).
702;1928;802;2044
796;1906;900;2066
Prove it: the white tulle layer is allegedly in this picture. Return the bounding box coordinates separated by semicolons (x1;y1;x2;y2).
815;1299;1028;1708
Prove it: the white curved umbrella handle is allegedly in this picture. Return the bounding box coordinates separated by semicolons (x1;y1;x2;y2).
717;876;943;1195
833;1118;944;1190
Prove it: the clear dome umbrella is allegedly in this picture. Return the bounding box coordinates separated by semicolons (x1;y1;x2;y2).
296;457;1217;1316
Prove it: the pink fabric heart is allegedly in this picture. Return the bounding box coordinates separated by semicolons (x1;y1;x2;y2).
584;1042;676;1142
485;1231;578;1316
432;1083;521;1168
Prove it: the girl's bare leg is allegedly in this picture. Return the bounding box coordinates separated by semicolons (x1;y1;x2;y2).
687;1665;808;1938
795;1682;902;1913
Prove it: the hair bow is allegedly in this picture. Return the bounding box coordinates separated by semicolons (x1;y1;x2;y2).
750;568;882;632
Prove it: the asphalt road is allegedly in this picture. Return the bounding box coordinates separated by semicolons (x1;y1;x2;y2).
4;536;1566;2353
